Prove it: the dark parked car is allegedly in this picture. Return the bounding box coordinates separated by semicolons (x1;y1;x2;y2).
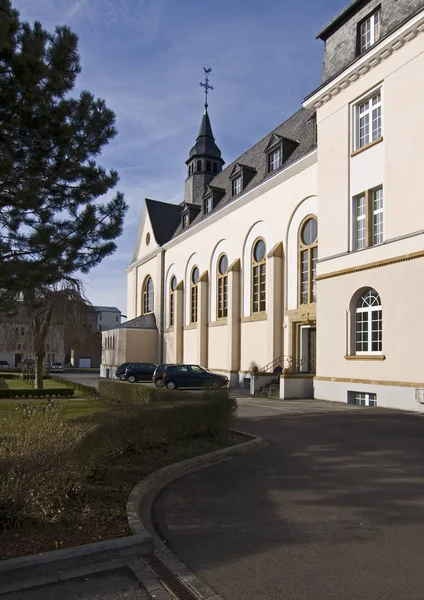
124;362;157;383
162;364;228;390
0;360;10;371
115;362;134;381
152;364;177;387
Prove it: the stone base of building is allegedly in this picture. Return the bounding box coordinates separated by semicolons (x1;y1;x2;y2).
314;377;424;413
280;374;314;399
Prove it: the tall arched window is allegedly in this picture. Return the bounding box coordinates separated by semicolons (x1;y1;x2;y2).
206;160;211;172
143;276;154;314
196;160;202;172
217;254;228;319
355;289;382;354
169;276;177;327
191;267;199;323
252;239;266;313
299;216;318;305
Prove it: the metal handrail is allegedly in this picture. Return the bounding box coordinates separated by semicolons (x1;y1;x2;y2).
257;355;316;375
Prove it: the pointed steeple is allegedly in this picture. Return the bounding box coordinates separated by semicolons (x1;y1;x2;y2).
184;69;225;206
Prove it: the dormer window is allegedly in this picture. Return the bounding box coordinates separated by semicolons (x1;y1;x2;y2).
232;176;242;197
268;147;282;172
182;212;189;229
205;196;212;214
359;8;381;54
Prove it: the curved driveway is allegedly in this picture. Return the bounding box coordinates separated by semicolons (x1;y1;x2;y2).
154;398;424;600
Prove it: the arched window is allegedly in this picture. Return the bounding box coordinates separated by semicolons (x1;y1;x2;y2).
206;160;211;172
355;289;382;354
252;239;266;313
217;254;228;319
299;216;318;305
196;160;202;172
169;276;177;327
213;163;217;174
191;267;199;323
143;276;154;314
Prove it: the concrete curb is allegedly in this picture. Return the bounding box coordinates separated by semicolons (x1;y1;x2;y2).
127;428;268;600
0;533;153;595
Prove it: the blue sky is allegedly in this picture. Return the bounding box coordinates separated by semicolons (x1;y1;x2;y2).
13;0;347;315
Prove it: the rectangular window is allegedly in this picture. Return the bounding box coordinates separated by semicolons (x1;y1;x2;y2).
205;197;212;213
191;286;198;323
252;264;266;313
360;9;381;54
354;90;381;150
353;187;384;250
348;391;377;407
268;148;282;172
232;176;242;196
170;293;174;327
300;250;309;305
183;213;189;229
217;276;228;318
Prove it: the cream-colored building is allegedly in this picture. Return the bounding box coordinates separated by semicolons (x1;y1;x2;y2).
102;0;424;412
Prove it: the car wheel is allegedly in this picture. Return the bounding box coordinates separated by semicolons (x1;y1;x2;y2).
119;374;126;381
166;380;177;391
128;375;136;383
154;378;164;388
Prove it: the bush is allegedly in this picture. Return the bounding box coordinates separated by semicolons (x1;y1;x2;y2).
81;388;237;463
98;380;182;404
0;388;74;399
0;373;22;380
49;376;97;396
0;403;89;531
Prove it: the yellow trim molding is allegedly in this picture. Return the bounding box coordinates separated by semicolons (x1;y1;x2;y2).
208;319;228;327
344;354;386;361
315;375;424;388
241;312;267;323
183;323;197;331
351;136;383;157
199;270;209;283
175;280;184;291
228;258;241;272
317;249;424;281
267;241;283;259
164;327;174;334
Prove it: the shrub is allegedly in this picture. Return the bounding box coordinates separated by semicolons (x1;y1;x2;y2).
0;403;90;531
0;388;74;399
0;373;22;380
49;376;97;396
98;380;181;404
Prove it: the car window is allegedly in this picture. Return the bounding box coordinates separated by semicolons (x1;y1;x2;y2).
190;366;204;373
176;366;189;373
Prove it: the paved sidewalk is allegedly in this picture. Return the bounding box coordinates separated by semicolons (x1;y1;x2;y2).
154;398;424;600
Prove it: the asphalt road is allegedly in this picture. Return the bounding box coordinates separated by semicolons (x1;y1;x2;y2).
154;397;424;600
54;371;102;390
3;569;149;600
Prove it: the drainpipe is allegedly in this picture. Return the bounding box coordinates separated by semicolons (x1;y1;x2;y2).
158;249;165;363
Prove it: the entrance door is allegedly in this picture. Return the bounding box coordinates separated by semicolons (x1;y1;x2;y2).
307;327;316;373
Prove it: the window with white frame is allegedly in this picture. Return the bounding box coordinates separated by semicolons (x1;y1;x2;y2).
353;90;382;150
299;217;318;305
348;391;377;407
204;197;212;214
232;176;242;196
143;276;154;314
355;289;382;354
353;186;384;250
268;147;282;173
360;8;381;54
190;266;199;323
217;254;228;319
252;239;266;313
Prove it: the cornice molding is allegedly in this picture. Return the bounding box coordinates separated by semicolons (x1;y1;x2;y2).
305;11;424;109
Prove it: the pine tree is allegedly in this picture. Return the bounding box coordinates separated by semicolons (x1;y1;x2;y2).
0;0;128;387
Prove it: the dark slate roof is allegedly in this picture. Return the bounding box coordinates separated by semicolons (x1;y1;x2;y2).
145;198;181;246
170;107;316;239
316;0;365;40
187;109;224;162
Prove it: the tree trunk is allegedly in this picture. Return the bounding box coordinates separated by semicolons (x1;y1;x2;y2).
35;353;45;389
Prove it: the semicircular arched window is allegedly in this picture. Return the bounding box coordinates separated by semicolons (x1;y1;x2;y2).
143;276;154;314
355;288;382;354
252;239;266;313
299;216;318;305
217;254;228;319
191;266;199;323
169;276;177;327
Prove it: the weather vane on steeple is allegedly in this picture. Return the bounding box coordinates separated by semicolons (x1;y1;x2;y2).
200;67;213;112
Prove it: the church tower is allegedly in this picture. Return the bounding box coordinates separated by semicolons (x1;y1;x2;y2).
184;69;224;205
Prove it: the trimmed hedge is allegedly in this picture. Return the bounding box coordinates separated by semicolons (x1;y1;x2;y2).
0;388;75;399
98;379;179;404
49;376;97;396
0;373;22;380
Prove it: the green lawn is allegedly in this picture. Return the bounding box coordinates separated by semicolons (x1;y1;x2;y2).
0;398;104;420
0;378;72;390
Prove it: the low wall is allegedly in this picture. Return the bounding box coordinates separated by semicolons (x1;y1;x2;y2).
280;375;314;399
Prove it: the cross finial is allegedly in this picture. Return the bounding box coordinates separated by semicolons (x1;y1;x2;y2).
200;67;213;112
